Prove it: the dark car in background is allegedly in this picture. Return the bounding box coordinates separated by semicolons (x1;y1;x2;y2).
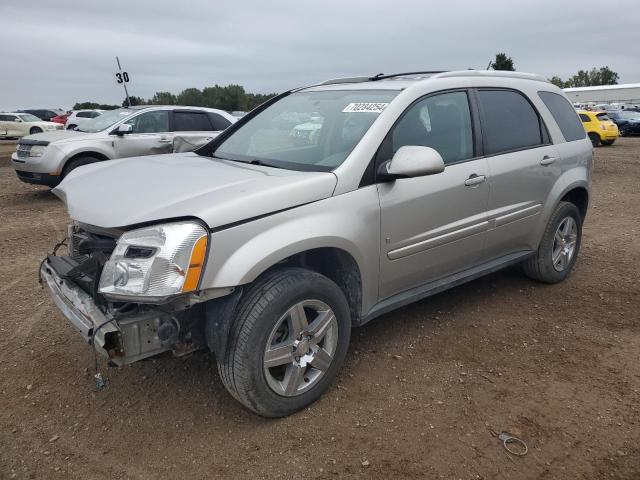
607;111;640;136
19;109;64;122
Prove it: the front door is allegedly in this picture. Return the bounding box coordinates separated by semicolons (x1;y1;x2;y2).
377;90;490;300
114;110;173;158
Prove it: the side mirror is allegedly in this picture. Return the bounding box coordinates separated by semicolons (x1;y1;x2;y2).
113;124;133;136
378;146;445;181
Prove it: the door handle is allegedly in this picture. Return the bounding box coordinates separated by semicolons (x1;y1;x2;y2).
158;138;172;143
464;174;486;187
540;155;557;166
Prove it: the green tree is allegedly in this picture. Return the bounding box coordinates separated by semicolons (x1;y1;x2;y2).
490;53;515;71
73;102;119;110
552;66;619;88
150;91;177;105
122;96;146;107
176;88;205;106
549;76;567;88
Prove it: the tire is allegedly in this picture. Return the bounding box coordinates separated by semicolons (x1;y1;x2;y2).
588;132;601;147
618;126;627;137
523;201;582;284
67;124;77;130
29;127;43;135
61;156;101;179
601;140;615;146
217;267;351;417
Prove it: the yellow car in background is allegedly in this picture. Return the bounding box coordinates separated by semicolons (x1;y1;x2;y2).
577;110;618;146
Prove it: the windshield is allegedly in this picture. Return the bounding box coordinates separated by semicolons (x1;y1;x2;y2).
214;90;399;171
18;114;41;122
76;108;133;132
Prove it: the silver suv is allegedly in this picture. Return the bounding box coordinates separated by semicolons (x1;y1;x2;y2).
40;70;592;417
11;106;235;187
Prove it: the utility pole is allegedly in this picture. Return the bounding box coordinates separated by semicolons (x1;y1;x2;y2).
116;56;131;107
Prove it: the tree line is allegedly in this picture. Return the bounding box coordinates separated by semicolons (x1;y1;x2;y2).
489;52;619;88
74;84;277;112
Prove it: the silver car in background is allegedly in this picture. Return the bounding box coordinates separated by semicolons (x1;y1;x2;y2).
40;70;592;417
11;105;236;186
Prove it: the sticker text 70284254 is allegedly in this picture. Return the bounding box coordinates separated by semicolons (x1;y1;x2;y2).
342;103;389;113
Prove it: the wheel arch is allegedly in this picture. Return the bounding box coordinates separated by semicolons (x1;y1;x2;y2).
60;150;110;175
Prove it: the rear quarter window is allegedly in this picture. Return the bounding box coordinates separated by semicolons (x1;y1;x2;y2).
579;114;590;122
538;91;586;142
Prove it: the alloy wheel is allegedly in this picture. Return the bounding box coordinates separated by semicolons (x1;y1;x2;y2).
552;216;578;272
263;300;338;397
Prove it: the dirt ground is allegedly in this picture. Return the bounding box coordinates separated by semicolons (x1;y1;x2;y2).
0;137;639;480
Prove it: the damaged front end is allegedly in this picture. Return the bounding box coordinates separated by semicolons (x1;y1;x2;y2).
40;223;216;366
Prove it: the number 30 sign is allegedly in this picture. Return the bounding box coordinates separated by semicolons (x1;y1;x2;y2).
114;71;130;84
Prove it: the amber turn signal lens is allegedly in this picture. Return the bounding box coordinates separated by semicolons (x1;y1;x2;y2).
182;234;208;292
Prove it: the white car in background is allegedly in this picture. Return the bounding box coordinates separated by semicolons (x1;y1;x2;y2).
65;109;104;131
11;105;236;186
0;112;63;138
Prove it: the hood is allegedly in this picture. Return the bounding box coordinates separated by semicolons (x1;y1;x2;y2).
53;153;337;229
20;130;86;144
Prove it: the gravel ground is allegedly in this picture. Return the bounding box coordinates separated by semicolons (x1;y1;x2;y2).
0;138;639;479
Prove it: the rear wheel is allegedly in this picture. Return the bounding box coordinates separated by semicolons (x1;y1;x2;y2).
61;156;101;179
217;267;351;417
588;132;601;147
29;127;43;135
523;201;582;284
601;140;615;146
67;124;77;130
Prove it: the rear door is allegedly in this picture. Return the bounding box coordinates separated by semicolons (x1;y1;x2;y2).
114;110;173;158
377;90;490;299
171;110;218;152
0;115;9;136
475;88;559;259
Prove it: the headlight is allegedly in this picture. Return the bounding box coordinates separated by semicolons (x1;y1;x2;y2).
29;145;46;157
99;221;208;299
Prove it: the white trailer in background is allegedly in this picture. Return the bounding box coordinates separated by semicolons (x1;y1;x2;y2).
564;83;640;107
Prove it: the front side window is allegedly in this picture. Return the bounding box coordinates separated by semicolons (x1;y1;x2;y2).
174;112;213;132
214;90;399;171
76;111;92;118
478;90;544;155
124;111;169;134
391;91;474;164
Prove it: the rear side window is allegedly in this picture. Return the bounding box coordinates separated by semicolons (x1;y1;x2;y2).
538;91;586;142
477;90;545;155
579;114;590;122
77;111;92;118
208;113;232;131
174;112;213;131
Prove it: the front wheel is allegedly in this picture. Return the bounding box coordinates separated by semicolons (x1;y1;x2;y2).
618;126;627;137
523;201;582;284
217;267;351;417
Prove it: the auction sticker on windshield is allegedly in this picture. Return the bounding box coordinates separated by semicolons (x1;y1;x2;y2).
342;103;389;113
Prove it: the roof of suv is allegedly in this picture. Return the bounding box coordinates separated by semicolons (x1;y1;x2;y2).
304;70;551;91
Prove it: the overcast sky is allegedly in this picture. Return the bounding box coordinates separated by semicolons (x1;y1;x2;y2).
1;0;639;110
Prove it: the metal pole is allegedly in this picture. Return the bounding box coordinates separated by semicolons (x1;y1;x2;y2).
116;56;131;107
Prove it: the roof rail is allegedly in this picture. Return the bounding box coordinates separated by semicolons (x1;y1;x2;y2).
319;76;374;85
320;71;447;86
431;70;549;83
370;71;447;81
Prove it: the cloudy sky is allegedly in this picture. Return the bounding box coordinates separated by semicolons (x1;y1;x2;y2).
1;0;639;110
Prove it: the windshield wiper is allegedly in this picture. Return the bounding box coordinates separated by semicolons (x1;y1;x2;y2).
213;155;282;169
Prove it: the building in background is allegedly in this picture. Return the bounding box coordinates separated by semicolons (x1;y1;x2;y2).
564;83;640;106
